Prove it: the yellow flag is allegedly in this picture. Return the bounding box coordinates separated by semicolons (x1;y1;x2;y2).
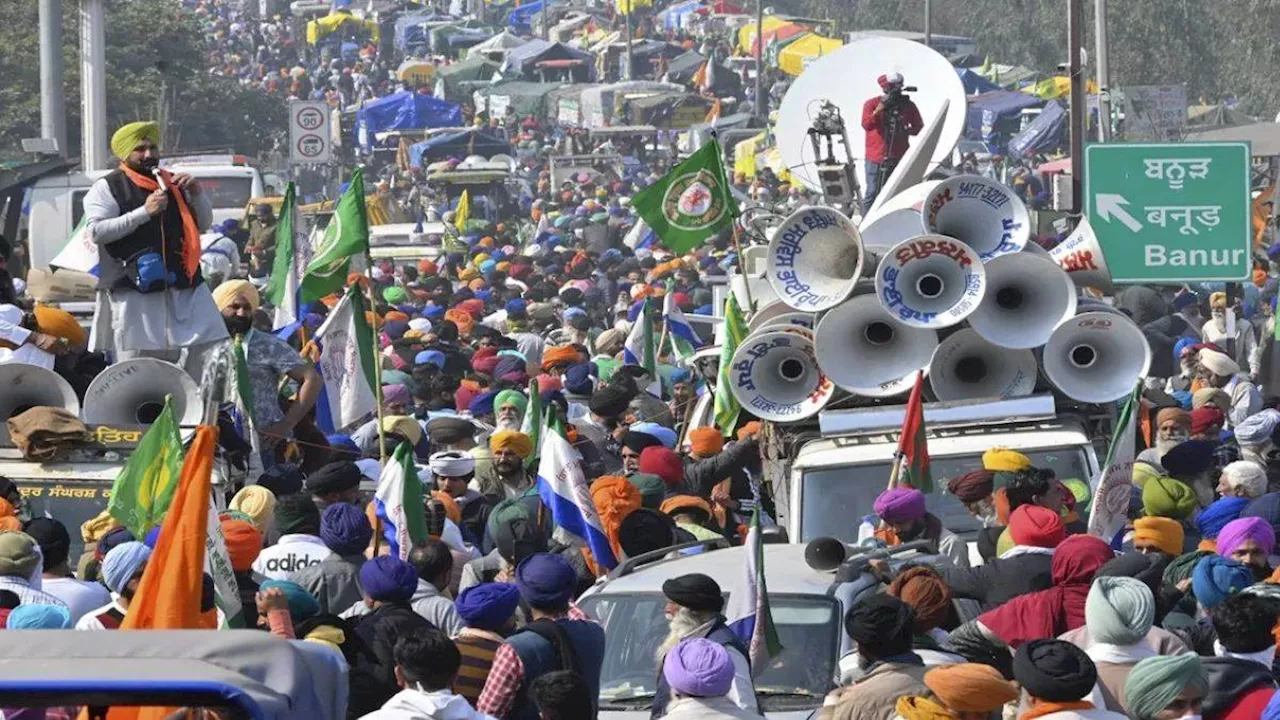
455;189;470;232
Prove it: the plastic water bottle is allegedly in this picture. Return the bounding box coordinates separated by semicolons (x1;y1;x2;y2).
856;515;876;545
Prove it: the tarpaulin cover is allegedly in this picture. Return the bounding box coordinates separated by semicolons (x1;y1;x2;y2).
409;129;514;166
955;68;1001;95
748;22;808;56
502;39;593;76
664;51;705;83
307;10;379;45
507;0;544;32
777;33;843;76
965;90;1043;144
394;12;451;50
467;31;529;58
1008;100;1068;158
659;0;700;30
356;92;463;148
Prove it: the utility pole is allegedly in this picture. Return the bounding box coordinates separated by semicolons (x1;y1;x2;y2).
1094;0;1111;141
1068;0;1084;213
924;0;932;48
39;0;66;156
622;1;633;81
754;0;763;119
81;0;108;171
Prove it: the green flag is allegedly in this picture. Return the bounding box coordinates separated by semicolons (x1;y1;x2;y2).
107;397;185;537
714;294;747;437
632;140;737;254
265;182;300;326
520;377;543;469
302;169;370;302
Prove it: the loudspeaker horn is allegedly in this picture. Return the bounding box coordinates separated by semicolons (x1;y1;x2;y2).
766;205;864;313
928;328;1038;402
82;358;202;426
0;364;80;422
968;253;1078;349
860;208;923;253
755;312;815;333
1048;217;1113;293
728;329;834;422
874;235;986;329
1042;311;1152;404
815;295;938;397
922;174;1031;261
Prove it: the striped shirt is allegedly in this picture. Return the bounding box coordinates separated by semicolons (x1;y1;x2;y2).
0;576;70;608
454;628;503;706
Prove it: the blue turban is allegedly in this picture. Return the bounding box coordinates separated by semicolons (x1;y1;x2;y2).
456;582;521;630
326;434;361;457
415;350;446;369
102;541;152;594
564;363;594;395
394;303;415;316
7;604;71;629
540;389;565;407
669;368;692;385
480;260;497;274
1172;336;1197;362
695;304;713;315
1171;390;1192;410
469;390;498;417
1171;293;1200;313
1160;440;1216;477
259;579;320;621
143;526;162;549
506;298;527;316
424;305;445;320
1269;243;1280;260
384;320;410;341
359;555;419;602
631;422;677;449
515;553;576;608
564;306;587;320
320;503;373;556
1196;496;1250;539
494;355;525;380
96;527;135;559
1191;554;1252;608
475;289;492;302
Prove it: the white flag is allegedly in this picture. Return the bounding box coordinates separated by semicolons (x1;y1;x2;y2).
1087;385;1140;542
314;286;378;430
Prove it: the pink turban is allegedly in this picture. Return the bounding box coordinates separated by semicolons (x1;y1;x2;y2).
1216;516;1276;558
875;488;927;524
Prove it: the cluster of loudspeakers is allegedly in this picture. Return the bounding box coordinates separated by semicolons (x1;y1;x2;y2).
0;358;203;429
727;174;1151;423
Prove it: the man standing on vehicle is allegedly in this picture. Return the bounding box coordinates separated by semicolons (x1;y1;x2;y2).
861;73;923;213
84;121;227;379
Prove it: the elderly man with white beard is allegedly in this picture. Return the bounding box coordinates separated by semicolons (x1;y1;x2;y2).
648;574;757;719
1137;408;1192;467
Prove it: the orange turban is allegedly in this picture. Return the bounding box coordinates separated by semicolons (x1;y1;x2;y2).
365;311;383;329
33;305;87;346
0;497;14;518
661;494;713;520
591;476;641;561
542;345;580;371
346;272;370;289
431;491;462;525
923;664;1019;713
445;309;475;336
0;517;20;532
688;427;724;457
888;565;951;632
736;422;761;441
220;519;262;572
468;278;487;291
489;430;533;459
418;259;437;274
1133;516;1184;556
384;311;409;322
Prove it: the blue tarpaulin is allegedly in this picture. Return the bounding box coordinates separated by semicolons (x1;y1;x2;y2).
408;129;515;166
508;0;544;32
501;39;593;78
1008;100;1067;158
355;92;463;149
955;68;1001;95
659;0;701;30
395;12;451;51
965;90;1043;146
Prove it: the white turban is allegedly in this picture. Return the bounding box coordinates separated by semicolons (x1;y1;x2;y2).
1198;348;1239;377
408;318;433;333
429;450;475;478
1221;461;1267;498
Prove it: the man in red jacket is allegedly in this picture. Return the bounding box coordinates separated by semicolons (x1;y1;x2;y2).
861;72;923;213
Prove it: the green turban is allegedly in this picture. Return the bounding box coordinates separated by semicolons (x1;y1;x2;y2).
627;473;666;510
486;497;533;541
383;286;408;303
1142;477;1197;520
1123;654;1207;720
494;389;528;415
1085;576;1154;645
111;121;160;160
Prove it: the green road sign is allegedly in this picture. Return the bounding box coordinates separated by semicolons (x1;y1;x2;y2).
1084;142;1251;283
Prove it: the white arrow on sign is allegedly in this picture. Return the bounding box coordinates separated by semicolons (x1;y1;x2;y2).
1095;193;1143;233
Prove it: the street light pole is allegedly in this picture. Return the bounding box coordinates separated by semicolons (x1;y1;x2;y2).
924;0;932;48
39;0;66;156
1094;0;1112;141
1068;0;1085;213
754;0;763;119
81;0;108;171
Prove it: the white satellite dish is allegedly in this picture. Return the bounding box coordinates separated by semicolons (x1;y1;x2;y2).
776;38;967;194
859;180;940;231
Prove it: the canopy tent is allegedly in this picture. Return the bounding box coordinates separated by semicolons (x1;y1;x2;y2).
630;39;687;66
409;129;515;167
393;12;452;51
1023;76;1099;100
664;50;705;84
507;0;544;33
477;81;564;118
306;9;379;45
1035;156;1073;174
579;80;684;127
747;22;809;56
777;33;843;76
501;39;594;80
1008;100;1068;158
955;67;1001;95
696;0;744;13
433;24;493;53
624;92;713;127
1187;122;1280;157
1187;103;1258;132
736;15;790;52
355;92;462;149
977;63;1038;89
397;59;437;83
966;90;1043;146
659;0;701;30
467;31;529;60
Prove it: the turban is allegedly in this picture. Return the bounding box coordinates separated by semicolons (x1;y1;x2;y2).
1133;516;1185;556
1160;440;1216;478
591;476;640;561
1008;504;1065;548
384;312;410;324
229;485;276;533
95;527;135;561
359;555;419;602
515;552;576;608
618;508;677;558
307;461;362;496
320;503;373;556
1198;348;1239;377
383;286;407;304
32;305;86;346
923;664;1019;713
1155;407;1190;432
887;566;950;632
1124;655;1208;720
588;385;632;418
541;345;580;370
212;280;261;312
1216;516;1276;558
688;427;724;456
1234;409;1280;445
1163;549;1211;590
623;430;663;454
563;363;594;396
493;356;527;383
0;531;39;578
845;593;914;657
663;573;724;612
110;121;160;160
663;638;735;698
1198;496;1249;538
874;487;927;524
428;417;476;446
1131;462;1162;488
1209;291;1228;309
494;390;528;415
1189;407;1225;436
596;328;626;356
258;579;320;621
415;350;446;369
275;494;320;536
631;422;678;449
8;603;70;629
983;447;1031;472
382;384;410;407
1191;388;1230;412
429;450;475;477
489;430;533;459
1192;554;1252;608
472;350;500;377
1221;460;1267;498
639;447;684;488
1013;639;1097;702
101;541;152;594
947;469;995;503
221;519;262;572
456;582;521;630
1142;477;1197;519
258;463;305;496
382;415;423;446
408;317;432;332
661;495;713;523
1086;576;1154;645
627;473;666;510
22;518;70;570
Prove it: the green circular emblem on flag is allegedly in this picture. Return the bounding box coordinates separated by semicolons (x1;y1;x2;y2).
309;215;347;278
661;168;728;232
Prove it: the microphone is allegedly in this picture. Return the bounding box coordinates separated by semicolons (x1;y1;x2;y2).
152;168;168;192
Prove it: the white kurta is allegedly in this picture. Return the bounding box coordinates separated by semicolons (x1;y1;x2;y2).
0;305;55;369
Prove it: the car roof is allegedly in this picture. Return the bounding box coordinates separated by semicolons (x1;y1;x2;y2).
590;544;836;598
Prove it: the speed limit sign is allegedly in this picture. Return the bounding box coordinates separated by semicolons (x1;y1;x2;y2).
289;100;332;164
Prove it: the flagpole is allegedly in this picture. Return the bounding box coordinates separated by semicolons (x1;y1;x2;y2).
710;131;756;314
363;270;388;464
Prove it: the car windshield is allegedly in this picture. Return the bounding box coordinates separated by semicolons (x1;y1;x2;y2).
580;592;838;713
191;176;253;207
800;446;1090;542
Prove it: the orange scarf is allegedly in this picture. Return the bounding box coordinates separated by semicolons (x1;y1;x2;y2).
1020;701;1094;720
119;163;201;281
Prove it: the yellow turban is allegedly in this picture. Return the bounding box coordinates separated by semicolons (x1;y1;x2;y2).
33;305;87;347
1133;516;1185;556
1209;292;1227;309
229;485;277;533
110;121;160;161
211;280;261;312
489;430;533;458
982;447;1032;472
1132;461;1162;488
382;415;424;446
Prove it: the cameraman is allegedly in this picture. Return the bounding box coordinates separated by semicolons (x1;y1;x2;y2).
861;72;923;213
